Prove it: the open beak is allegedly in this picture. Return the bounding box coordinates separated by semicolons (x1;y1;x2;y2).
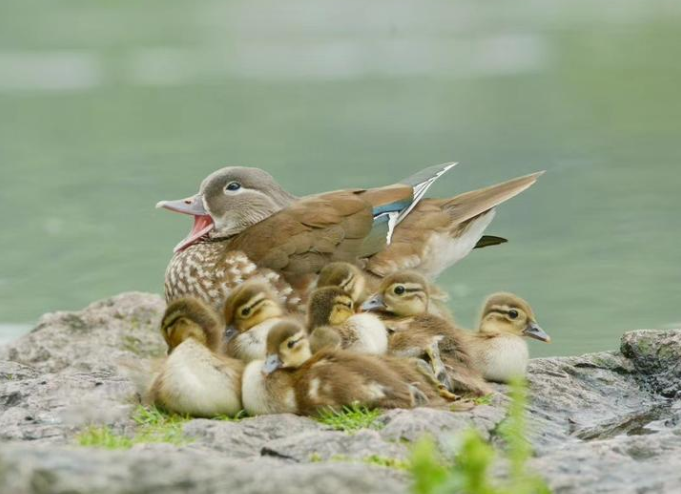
156;195;214;253
263;354;283;375
224;326;238;344
523;322;551;343
361;294;386;312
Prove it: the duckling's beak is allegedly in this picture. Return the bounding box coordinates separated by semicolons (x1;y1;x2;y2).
361;294;386;312
263;354;283;375
224;326;238;343
523;322;551;343
156;195;214;253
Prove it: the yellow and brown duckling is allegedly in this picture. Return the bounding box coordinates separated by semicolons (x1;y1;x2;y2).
222;280;288;362
318;261;453;321
307;286;388;355
467;293;550;383
241;321;446;416
362;271;492;396
148;298;244;418
315;262;375;304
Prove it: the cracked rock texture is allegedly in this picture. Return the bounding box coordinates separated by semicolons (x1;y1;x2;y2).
1;293;680;493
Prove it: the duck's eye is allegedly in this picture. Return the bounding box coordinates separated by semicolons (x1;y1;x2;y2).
225;182;241;192
287;340;296;349
508;310;519;320
394;286;405;295
240;307;251;317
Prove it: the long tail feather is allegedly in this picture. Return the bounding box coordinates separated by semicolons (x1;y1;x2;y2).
441;171;544;224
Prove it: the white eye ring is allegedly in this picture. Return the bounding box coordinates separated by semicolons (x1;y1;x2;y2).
225;182;242;194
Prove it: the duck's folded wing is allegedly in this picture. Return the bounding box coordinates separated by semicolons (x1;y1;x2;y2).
356;162;457;256
228;191;375;275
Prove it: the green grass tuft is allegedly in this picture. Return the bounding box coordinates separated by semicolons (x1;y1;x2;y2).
76;405;193;449
77;426;134;450
316;404;383;432
408;378;551;494
362;454;411;470
473;394;494;406
309;453;409;470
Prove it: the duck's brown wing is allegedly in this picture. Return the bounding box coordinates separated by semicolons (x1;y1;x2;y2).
228;186;414;277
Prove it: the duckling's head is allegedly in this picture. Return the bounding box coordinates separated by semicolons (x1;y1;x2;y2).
361;271;429;317
263;321;312;374
160;298;222;354
307;287;355;329
479;293;550;343
316;262;366;302
156;167;296;252
223;281;284;335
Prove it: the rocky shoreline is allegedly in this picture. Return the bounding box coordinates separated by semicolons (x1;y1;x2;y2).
1;292;679;494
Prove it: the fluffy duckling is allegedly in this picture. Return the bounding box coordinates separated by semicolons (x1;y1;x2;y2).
468;292;550;383
307;286;388;355
317;261;454;321
148;298;244;417
315;262;374;304
362;271;492;396
241;321;444;416
223;281;286;362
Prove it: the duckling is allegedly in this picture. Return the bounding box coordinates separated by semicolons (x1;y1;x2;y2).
317;261;454;321
241;321;445;416
315;262;375;304
362;271;492;396
148;297;244;418
467;292;550;383
307;286;388;355
222;280;287;362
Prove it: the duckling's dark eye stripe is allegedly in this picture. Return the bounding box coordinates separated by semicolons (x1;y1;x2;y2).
162;313;184;333
288;337;303;347
491;309;513;316
403;288;423;293
243;296;266;313
340;275;354;289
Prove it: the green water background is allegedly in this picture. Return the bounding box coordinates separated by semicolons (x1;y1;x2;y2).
1;0;680;355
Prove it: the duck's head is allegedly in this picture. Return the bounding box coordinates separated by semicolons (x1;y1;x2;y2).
160;298;222;354
479;293;551;343
316;262;366;302
263;321;312;374
361;271;429;317
156;167;296;252
223;281;283;339
307;287;355;329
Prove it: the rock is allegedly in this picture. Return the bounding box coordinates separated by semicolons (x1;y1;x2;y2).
184;414;328;457
0;292;166;375
621;329;681;397
0;444;408;494
263;429;409;464
0;292;680;493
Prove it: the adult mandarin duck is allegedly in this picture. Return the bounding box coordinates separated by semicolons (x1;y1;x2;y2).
157;163;542;312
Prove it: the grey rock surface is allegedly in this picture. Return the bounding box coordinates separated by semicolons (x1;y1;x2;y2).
0;293;679;493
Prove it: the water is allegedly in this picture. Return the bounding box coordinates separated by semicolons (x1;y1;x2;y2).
1;0;680;357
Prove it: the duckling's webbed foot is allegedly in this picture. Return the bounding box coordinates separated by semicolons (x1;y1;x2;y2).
411;358;459;402
407;384;430;407
425;341;454;393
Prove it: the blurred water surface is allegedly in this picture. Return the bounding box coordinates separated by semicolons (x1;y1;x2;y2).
1;0;680;355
